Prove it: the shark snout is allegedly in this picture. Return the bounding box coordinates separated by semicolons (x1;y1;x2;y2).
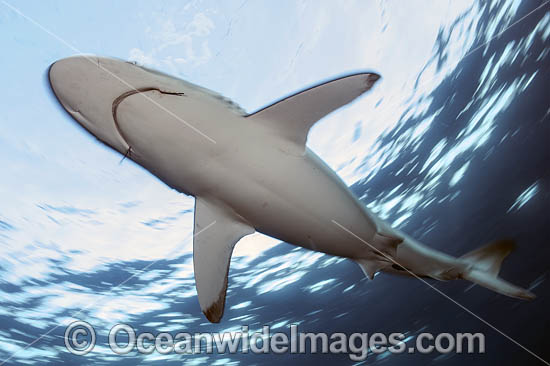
49;56;92;115
48;55;143;154
49;55;188;156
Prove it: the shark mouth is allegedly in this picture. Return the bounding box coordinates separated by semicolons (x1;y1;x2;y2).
111;87;185;158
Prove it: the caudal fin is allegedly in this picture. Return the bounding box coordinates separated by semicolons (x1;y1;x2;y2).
459;240;535;300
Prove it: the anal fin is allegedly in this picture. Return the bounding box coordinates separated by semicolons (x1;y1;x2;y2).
355;259;389;280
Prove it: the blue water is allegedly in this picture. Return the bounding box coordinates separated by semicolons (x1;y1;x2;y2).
1;1;549;365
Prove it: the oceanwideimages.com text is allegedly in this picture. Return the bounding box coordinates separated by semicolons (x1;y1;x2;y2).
65;321;485;361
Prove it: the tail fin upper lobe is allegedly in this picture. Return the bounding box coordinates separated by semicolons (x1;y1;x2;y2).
459;240;535;300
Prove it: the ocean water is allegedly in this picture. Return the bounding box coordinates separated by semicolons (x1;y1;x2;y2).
0;1;549;365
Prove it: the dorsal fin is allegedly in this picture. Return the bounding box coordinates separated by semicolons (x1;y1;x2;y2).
246;72;380;154
193;197;254;322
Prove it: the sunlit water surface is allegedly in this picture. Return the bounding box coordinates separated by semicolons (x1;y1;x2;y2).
0;1;549;365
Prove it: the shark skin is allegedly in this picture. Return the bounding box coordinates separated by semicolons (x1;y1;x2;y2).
49;56;535;323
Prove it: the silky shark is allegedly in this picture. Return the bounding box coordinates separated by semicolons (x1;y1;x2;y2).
49;56;535;323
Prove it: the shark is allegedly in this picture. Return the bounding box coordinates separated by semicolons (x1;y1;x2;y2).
48;55;535;323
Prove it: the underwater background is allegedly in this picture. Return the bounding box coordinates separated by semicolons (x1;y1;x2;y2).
0;0;549;365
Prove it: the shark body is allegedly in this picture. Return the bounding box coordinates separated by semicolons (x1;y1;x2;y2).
49;56;535;322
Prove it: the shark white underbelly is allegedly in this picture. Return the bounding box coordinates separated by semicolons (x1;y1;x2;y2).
48;55;535;323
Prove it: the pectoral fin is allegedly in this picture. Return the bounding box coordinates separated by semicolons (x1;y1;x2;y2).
246;72;380;154
193;197;254;322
